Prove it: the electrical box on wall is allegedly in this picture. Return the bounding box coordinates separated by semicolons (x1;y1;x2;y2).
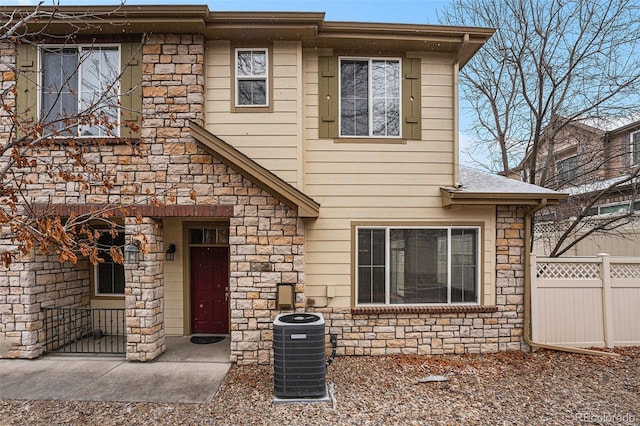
277;283;295;309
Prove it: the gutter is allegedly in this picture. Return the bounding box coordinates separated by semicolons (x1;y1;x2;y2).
523;199;618;357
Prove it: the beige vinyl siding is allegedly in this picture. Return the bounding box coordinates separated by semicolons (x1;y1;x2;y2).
163;218;185;336
303;49;496;308
205;40;302;186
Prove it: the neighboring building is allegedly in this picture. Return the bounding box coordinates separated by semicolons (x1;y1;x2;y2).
519;115;640;256
0;5;565;364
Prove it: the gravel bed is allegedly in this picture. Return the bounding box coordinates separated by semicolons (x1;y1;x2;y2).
1;347;638;425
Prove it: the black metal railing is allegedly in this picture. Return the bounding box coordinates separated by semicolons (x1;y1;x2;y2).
43;307;126;355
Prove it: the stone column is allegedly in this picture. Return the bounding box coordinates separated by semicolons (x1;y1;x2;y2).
495;205;528;351
125;217;165;361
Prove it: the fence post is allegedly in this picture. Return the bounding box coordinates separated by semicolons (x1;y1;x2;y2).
598;253;614;348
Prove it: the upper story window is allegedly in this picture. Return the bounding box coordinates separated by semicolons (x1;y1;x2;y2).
339;57;401;137
235;48;268;107
95;231;125;296
318;55;421;141
584;200;640;216
356;226;480;306
555;155;577;183
631;130;640;165
40;45;120;137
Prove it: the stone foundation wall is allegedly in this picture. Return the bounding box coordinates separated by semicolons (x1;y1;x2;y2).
309;307;517;356
0;254;90;358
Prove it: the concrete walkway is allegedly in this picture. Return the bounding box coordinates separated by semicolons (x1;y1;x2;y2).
0;337;231;404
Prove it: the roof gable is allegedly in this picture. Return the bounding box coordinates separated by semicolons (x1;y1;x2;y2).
189;122;320;218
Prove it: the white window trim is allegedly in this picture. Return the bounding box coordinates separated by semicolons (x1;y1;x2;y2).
338;56;402;139
355;226;481;306
586;200;639;217
631;130;640;165
234;48;269;107
38;44;121;138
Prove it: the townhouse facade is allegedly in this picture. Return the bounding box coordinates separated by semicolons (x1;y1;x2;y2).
0;5;565;364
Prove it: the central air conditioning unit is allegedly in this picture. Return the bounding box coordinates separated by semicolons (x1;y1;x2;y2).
273;312;326;399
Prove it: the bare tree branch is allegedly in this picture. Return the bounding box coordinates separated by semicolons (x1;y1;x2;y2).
439;0;640;257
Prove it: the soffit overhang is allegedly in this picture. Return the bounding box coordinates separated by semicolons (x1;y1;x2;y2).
189;121;320;218
4;6;494;68
440;188;569;207
0;5;210;36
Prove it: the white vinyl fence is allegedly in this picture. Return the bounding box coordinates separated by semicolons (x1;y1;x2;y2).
531;254;640;348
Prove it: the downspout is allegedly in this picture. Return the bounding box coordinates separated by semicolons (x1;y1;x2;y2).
452;34;468;188
523;200;617;357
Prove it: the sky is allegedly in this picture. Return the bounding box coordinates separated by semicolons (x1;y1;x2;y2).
6;0;481;166
9;0;449;24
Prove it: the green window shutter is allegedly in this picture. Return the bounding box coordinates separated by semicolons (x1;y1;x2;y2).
15;43;38;140
120;42;142;139
402;57;422;140
318;55;338;139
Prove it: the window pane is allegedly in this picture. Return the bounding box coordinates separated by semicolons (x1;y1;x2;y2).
217;227;229;244
203;228;217;245
41;48;78;135
390;229;447;304
599;203;629;215
189;229;203;244
340;60;369;136
237;50;266;76
358;229;372;266
633;132;640;165
371;60;400;137
451;229;478;303
238;80;267;105
96;231;124;295
80;47;119;137
357;229;386;304
113;264;125;294
98;263;114;294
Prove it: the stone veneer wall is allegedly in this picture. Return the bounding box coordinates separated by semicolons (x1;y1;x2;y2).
1;33;307;362
229;205;305;365
125;217;165;361
307;205;528;356
0;254;90;358
140;34;306;364
0;41;15;148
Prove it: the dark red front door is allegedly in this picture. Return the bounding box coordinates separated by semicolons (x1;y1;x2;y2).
190;247;229;334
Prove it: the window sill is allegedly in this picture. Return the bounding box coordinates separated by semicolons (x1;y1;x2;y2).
351;305;498;315
231;105;273;113
91;295;125;300
333;137;407;144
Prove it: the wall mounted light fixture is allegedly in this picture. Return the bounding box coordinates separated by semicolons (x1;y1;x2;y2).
165;243;176;261
124;239;141;264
